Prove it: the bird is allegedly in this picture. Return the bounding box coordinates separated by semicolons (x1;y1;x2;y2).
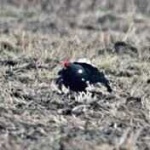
55;59;112;93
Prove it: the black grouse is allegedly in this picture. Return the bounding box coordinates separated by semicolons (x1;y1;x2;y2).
56;60;112;92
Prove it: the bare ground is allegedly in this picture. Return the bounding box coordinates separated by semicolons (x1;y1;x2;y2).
0;0;150;150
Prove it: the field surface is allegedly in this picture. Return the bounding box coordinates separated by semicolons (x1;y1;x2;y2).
0;0;150;150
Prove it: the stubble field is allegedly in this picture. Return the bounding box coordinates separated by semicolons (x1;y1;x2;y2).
0;0;150;149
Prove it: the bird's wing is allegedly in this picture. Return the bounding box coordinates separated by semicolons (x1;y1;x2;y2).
74;62;112;92
74;62;105;82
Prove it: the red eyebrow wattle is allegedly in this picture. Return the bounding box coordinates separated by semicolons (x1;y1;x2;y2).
62;60;70;67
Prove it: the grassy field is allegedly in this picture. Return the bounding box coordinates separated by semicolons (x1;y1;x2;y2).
0;0;150;149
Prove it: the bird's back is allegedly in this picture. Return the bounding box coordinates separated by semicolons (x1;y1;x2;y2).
74;62;105;82
74;62;112;92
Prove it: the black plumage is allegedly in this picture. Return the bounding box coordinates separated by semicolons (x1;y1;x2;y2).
56;61;112;92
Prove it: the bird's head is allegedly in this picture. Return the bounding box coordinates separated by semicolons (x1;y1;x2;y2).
61;59;71;68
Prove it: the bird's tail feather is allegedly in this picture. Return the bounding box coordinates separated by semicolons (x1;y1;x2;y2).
105;83;112;93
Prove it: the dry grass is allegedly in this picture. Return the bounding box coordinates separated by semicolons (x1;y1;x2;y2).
0;0;150;150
